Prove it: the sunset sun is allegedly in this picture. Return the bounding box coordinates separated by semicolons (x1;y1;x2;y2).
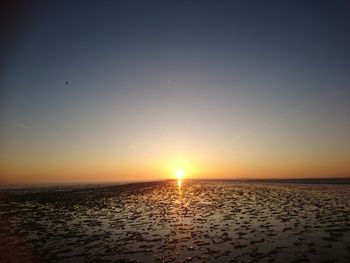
175;168;185;180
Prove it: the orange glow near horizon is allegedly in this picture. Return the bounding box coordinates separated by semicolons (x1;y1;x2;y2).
1;146;350;184
1;158;350;184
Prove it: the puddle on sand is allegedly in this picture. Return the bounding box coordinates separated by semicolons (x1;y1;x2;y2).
0;181;349;262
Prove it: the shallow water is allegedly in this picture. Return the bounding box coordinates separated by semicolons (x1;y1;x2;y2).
0;180;349;262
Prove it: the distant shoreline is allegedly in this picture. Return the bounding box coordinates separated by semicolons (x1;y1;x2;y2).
1;177;350;191
198;178;350;185
0;180;166;192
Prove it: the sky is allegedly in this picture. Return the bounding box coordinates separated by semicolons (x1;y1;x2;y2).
1;0;350;183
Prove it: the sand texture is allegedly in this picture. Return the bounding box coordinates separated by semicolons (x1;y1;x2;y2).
0;180;349;262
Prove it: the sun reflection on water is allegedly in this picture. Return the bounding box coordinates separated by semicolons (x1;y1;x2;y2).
177;179;182;189
176;168;184;191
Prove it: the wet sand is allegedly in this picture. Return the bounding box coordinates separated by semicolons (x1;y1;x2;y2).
0;180;349;262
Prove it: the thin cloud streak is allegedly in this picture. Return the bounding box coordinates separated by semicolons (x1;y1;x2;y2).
11;122;30;129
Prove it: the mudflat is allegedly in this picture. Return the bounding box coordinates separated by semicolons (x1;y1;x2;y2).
0;180;349;262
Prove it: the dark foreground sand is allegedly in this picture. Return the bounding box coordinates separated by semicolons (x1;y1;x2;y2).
0;180;349;263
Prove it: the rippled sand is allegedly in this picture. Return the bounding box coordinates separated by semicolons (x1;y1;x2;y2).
1;180;349;262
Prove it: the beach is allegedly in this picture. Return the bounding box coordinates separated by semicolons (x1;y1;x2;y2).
1;180;349;262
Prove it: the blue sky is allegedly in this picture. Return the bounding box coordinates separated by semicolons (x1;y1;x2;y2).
1;0;350;182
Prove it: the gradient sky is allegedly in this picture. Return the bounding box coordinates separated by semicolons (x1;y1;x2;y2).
1;0;350;183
